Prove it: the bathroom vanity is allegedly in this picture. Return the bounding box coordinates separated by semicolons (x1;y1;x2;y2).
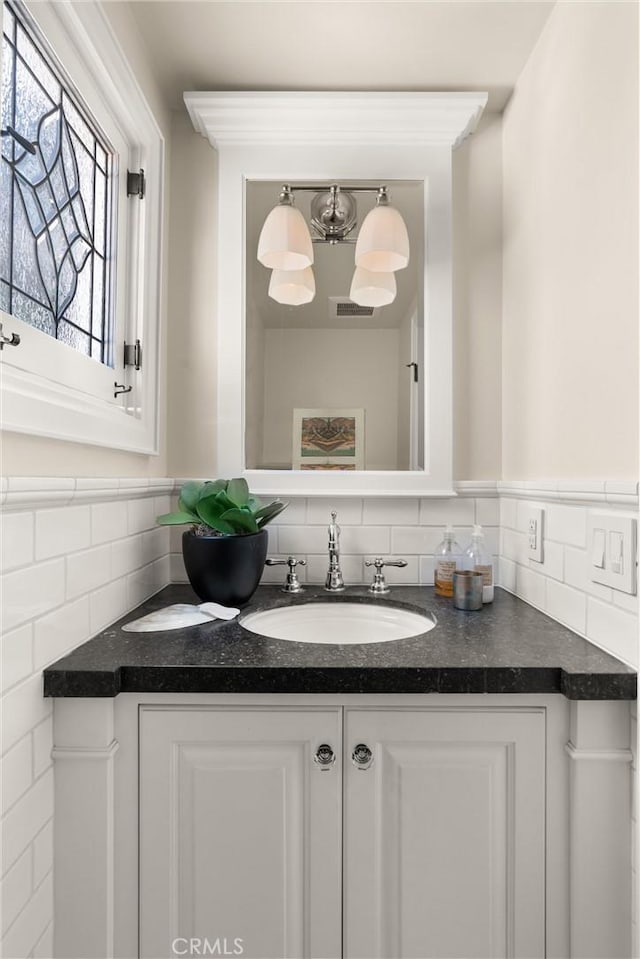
45;585;636;959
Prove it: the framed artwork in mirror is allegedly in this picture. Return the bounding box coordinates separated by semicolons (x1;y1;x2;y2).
292;408;364;470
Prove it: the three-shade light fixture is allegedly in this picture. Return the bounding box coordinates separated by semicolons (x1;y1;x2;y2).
257;184;410;308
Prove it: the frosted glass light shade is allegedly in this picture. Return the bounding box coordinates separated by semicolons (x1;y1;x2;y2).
355;204;410;272
268;267;316;305
257;205;314;271
349;267;396;307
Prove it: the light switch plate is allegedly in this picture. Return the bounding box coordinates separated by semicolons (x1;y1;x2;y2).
527;507;544;563
587;512;637;594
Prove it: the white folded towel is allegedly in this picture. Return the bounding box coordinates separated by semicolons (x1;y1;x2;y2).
122;602;240;632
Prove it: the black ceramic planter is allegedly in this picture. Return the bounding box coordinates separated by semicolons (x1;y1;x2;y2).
182;528;269;606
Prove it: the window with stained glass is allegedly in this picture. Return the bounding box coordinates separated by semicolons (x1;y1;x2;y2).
1;0;115;366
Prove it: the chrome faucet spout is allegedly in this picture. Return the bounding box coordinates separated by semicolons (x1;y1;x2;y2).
325;510;345;592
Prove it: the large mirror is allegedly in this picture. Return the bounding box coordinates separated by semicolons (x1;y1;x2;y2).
245;180;424;472
184;91;487;495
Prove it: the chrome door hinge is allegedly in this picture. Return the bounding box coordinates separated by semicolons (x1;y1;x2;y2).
124;339;142;370
126;168;145;199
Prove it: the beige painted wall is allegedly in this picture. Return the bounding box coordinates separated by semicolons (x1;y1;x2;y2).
453;112;503;480
166;111;218;478
8;5;633;486
245;294;265;473
502;0;639;479
1;3;171;478
262;328;401;470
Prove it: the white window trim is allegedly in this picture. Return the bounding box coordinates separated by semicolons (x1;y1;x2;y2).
0;0;164;454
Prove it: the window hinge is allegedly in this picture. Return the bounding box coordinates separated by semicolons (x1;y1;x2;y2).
124;339;142;370
126;168;145;199
0;320;21;350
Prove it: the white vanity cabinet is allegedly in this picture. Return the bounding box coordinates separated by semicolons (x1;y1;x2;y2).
138;703;546;959
139;706;343;959
343;707;546;959
51;692;632;959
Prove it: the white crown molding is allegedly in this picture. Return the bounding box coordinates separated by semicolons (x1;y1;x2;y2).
184;91;488;149
0;477;175;511
498;480;639;509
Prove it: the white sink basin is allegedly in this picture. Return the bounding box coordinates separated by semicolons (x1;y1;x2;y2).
240;602;436;645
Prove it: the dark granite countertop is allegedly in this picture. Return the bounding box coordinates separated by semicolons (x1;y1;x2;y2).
43;584;636;700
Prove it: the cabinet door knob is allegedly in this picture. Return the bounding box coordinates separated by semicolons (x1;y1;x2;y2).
351;743;373;769
314;743;336;769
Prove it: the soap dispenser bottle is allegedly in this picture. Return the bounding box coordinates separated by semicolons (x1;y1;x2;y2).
464;525;494;603
434;526;462;598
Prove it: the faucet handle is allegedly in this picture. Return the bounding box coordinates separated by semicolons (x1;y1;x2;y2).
265;556;306;593
365;557;408;594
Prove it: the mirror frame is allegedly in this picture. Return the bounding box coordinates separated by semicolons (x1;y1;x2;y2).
184;92;487;496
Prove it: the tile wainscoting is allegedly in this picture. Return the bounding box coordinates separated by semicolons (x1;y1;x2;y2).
1;475;638;957
168;478;639;668
0;479;173;959
498;480;639;668
169;485;501;592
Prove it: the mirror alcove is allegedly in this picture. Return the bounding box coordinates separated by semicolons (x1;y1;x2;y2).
184;92;487;496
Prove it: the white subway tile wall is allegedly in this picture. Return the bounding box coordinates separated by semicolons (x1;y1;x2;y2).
499;495;639;668
169;494;501;590
0;489;171;959
170;491;638;669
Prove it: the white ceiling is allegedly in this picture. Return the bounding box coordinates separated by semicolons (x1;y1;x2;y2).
128;0;556;114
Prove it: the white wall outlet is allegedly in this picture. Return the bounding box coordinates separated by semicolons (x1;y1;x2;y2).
587;512;637;595
527;507;544;563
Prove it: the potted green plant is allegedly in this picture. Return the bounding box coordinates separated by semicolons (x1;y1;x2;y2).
157;478;287;606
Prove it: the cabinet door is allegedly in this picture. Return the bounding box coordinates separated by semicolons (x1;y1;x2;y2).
344;707;546;959
139;706;342;959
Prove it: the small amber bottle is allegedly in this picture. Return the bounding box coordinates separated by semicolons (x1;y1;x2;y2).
434;526;462;598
